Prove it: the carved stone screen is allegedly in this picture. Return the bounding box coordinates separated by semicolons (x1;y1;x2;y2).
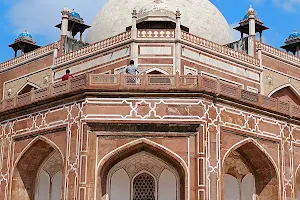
133;173;155;200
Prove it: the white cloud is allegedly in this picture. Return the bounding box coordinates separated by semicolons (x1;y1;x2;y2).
5;0;108;42
272;0;300;12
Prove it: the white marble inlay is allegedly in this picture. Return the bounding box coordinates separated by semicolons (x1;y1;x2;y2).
140;46;172;55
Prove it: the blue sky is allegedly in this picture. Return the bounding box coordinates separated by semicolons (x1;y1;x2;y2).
0;0;299;63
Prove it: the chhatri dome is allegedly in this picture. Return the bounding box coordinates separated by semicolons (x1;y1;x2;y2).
86;0;233;44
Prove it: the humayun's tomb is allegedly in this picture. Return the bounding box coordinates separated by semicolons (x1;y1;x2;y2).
2;0;300;200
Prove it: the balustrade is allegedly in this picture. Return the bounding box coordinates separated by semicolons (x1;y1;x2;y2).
0;43;56;72
137;29;175;38
258;42;300;65
182;31;260;66
1;73;300;120
54;32;131;65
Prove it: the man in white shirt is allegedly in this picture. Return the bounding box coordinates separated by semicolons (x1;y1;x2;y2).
125;60;139;75
125;60;139;84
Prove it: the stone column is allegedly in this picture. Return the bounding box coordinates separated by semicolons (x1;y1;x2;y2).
53;41;59;59
0;137;13;200
282;124;293;200
207;125;220;200
59;6;69;56
61;7;69;36
259;31;263;43
131;9;138;66
247;5;256;57
175;10;181;74
80;31;83;42
132;8;137;40
257;43;264;95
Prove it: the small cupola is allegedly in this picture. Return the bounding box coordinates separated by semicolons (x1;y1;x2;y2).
281;30;300;56
233;5;269;42
8;30;40;57
55;8;91;41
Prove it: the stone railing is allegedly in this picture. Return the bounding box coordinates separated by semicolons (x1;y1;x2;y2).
0;43;56;72
1;73;300;119
54;32;131;65
181;31;260;66
258;42;300;65
137;29;175;38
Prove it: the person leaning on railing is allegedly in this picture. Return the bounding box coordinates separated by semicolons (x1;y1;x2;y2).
125;60;139;83
61;69;74;81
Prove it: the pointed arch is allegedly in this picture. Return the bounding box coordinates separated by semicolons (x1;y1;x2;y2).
268;84;300;105
132;170;157;200
11;135;64;200
97;138;188;172
145;68;169;75
268;83;300;97
17;82;41;96
13;135;64;169
222;138;279;175
294;164;300;199
96;138;187;200
222;138;279;198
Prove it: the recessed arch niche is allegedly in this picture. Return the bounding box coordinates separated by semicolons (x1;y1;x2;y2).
222;140;278;200
98;141;186;200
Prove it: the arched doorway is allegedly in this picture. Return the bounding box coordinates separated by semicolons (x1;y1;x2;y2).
11;139;63;200
269;85;300;106
98;141;186;200
223;140;278;200
295;166;300;199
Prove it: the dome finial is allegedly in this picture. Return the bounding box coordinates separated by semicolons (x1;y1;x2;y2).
176;9;181;18
132;8;137;18
62;5;70;15
246;4;256;16
288;29;300;39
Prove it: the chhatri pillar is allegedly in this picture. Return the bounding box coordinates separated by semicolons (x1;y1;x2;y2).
175;9;181;74
58;6;69;56
131;8;138;65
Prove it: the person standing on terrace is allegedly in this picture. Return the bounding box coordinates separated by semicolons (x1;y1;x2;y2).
62;69;74;81
125;60;139;75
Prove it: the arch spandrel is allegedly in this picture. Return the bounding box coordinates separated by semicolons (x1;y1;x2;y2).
13;135;64;169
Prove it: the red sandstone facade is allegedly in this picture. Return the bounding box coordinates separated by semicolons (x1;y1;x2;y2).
2;4;300;200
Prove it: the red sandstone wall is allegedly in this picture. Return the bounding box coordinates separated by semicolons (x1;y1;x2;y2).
0;54;53;99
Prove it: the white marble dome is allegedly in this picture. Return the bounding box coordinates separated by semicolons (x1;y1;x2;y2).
86;0;233;45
